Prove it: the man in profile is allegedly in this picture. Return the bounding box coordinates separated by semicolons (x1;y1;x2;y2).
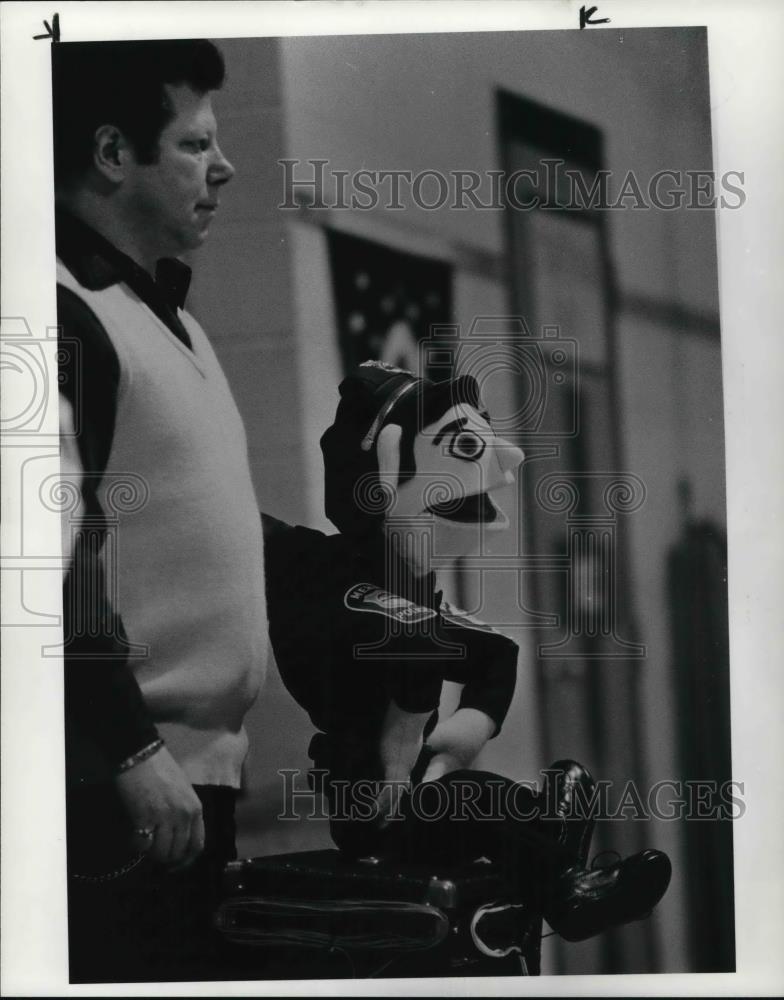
53;39;268;982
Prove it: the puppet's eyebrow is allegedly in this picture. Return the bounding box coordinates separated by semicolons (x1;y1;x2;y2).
433;417;468;445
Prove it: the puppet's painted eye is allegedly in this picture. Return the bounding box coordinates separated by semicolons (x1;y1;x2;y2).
448;429;486;462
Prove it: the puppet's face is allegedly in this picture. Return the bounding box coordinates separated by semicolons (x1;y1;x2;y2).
377;403;524;532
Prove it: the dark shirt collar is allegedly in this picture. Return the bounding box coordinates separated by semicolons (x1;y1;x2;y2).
55;208;192;313
155;258;192;314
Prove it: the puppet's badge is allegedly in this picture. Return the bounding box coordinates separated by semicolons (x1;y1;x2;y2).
344;583;437;624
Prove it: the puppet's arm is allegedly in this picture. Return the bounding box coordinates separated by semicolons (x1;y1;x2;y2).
427;622;518;781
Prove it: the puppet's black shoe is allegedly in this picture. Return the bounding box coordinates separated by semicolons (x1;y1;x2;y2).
544;849;672;942
545;759;596;868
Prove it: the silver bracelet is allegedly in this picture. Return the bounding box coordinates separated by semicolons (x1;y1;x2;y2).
117;738;164;773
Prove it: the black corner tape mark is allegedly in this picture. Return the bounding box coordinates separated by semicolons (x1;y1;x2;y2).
34;13;60;42
579;6;610;29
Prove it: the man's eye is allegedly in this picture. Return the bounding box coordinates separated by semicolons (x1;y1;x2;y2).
183;138;209;152
448;429;486;462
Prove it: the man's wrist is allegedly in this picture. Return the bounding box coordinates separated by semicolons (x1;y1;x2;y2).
116;738;164;774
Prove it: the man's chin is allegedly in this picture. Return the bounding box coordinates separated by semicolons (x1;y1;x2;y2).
175;229;210;256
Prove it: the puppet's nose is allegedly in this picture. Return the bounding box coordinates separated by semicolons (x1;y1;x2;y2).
494;438;525;485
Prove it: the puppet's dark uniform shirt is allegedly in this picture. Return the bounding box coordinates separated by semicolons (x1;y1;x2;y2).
262;515;518;797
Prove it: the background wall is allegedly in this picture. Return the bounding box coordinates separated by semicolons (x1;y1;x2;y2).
188;29;728;975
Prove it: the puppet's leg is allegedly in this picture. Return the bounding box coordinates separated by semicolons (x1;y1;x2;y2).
386;768;671;944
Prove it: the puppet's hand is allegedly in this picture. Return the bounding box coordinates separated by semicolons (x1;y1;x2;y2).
374;779;411;829
378;700;431;783
375;700;431;827
421;750;462;783
423;708;496;777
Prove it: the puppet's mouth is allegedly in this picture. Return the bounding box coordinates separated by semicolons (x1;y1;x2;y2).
426;491;500;524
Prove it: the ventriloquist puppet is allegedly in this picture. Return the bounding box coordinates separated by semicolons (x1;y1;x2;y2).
262;361;670;951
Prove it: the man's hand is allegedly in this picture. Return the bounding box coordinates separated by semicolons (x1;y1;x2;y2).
421;708;495;782
115;745;204;870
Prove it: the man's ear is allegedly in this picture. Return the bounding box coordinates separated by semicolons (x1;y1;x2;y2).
92;125;131;184
376;423;402;487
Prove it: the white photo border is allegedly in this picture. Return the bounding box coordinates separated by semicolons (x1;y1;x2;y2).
1;1;782;995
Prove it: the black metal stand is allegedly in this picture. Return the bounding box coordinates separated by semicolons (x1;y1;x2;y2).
215;850;544;980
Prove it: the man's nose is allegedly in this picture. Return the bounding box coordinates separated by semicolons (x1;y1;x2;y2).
208;144;235;186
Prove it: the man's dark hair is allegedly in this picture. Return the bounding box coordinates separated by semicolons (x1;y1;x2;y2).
52;39;225;190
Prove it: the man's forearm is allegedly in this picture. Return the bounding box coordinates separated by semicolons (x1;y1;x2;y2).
61;427;159;779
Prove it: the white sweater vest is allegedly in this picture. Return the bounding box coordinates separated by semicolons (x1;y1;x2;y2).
58;260;268;787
